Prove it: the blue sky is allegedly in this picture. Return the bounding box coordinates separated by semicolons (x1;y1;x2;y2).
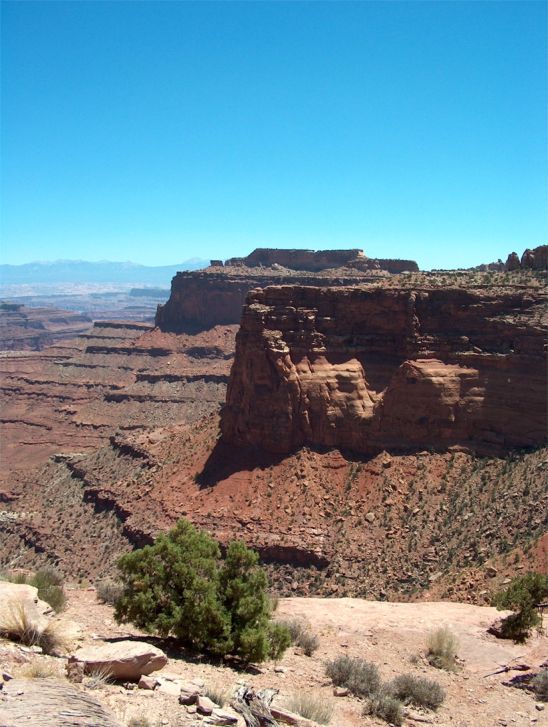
1;1;546;270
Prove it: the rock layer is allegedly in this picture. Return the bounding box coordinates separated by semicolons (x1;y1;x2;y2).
222;285;547;455
155;248;419;332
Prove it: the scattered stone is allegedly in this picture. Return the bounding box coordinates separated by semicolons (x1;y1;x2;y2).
536;704;545;711
486;566;498;577
333;686;349;696
197;695;217;715
66;657;85;683
138;675;157;690
2;672;14;681
365;512;376;523
205;709;239;725
156;679;181;696
70;640;167;680
274;666;286;673
270;706;302;725
180;682;203;705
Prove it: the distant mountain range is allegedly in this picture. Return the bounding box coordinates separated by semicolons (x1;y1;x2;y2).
0;259;207;286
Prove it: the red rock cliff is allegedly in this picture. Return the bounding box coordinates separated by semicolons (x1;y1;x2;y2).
221;285;547;455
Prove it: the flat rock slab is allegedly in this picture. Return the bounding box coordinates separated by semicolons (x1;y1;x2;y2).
0;677;122;727
71;640;167;680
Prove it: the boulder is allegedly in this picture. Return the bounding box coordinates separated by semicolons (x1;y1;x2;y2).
0;582;53;635
70;640;167;680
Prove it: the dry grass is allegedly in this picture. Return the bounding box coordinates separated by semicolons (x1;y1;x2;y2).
18;659;63;679
426;626;459;671
204;683;230;706
285;692;334;725
0;599;71;654
85;665;114;690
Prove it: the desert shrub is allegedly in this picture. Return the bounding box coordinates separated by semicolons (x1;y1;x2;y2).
31;567;66;613
298;629;320;656
492;572;548;643
325;655;380;698
115;518;290;663
389;673;445;710
363;691;403;726
532;669;548;702
286;692;333;724
96;578;124;606
427;626;459;670
279;618;319;655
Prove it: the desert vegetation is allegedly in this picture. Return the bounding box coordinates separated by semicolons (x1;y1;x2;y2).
115;518;291;663
492;572;548;643
426;626;459;670
325;654;445;724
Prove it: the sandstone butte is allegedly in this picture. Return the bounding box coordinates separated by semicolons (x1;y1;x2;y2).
155;247;419;331
221;284;547;456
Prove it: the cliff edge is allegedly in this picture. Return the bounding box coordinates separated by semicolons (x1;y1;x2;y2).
221;285;547;455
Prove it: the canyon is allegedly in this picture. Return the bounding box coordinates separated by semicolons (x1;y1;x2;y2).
0;251;546;604
0;303;92;351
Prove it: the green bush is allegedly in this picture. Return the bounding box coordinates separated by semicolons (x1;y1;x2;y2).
363;690;403;726
325;655;380;698
492;572;548;643
532;669;548;702
389;673;445;710
114;519;290;663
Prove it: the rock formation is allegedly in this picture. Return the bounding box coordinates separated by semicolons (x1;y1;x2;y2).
0;303;92;351
224;247;418;273
156;248;419;332
222;285;547;456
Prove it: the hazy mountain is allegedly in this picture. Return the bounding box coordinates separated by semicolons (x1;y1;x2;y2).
0;259;207;286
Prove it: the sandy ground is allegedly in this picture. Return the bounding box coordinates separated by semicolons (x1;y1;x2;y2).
1;589;537;727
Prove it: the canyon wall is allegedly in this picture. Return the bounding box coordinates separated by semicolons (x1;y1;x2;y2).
156;270;383;331
155;248;419;332
221;285;547;455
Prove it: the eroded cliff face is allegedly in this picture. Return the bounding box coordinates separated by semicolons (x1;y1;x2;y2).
222;285;547;455
155;270;385;332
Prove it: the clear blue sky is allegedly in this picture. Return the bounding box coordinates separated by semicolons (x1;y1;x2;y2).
1;1;546;270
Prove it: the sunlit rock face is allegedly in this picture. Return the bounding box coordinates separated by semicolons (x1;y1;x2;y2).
222;285;547;455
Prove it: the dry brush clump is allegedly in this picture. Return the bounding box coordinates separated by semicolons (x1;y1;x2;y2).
325;655;381;698
426;626;459;671
326;655;445;725
389;673;446;710
285;691;334;725
532;669;548;702
278;617;320;656
95;578;124;606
